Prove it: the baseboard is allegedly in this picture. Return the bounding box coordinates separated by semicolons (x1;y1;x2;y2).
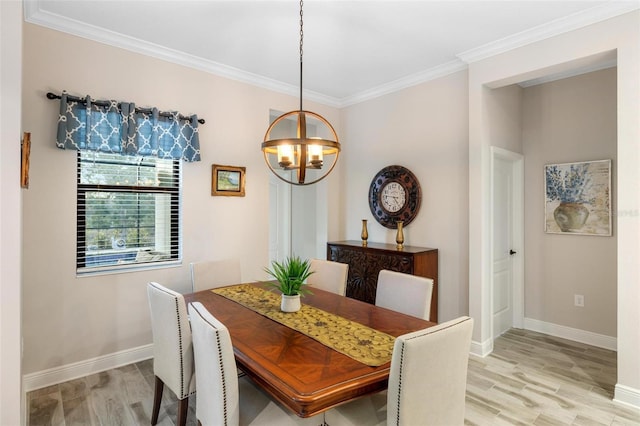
23;344;153;392
470;338;493;357
524;318;617;351
614;384;640;409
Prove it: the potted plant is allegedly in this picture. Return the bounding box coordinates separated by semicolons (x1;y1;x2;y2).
264;256;314;312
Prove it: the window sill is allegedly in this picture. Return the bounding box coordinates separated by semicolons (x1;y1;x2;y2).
76;259;182;277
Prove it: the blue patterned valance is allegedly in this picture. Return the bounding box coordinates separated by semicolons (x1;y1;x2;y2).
55;92;201;162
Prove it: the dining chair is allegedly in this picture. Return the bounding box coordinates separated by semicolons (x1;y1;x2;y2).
375;269;434;320
307;258;349;296
325;316;474;426
190;258;241;292
188;301;320;426
147;282;195;426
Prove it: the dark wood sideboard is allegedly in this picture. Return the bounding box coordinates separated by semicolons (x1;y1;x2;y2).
327;241;439;322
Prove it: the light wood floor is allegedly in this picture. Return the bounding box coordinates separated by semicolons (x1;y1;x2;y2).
27;329;640;425
465;329;639;426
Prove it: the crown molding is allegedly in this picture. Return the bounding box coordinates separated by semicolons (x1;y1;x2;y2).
457;2;640;64
23;0;342;108
339;59;468;107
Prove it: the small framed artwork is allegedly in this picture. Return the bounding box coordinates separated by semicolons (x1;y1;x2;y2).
212;164;245;197
21;132;31;189
544;159;611;236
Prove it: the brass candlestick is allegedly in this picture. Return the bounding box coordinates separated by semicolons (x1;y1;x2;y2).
361;219;368;246
395;221;404;250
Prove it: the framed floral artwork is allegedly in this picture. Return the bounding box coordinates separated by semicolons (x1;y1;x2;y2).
212;164;245;197
544;159;611;236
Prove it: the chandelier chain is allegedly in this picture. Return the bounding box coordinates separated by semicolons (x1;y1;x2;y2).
299;0;304;111
299;0;304;62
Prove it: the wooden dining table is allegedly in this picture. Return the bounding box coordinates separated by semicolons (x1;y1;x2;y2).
184;282;435;418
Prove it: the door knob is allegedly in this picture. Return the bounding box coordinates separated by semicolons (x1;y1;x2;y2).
509;249;517;255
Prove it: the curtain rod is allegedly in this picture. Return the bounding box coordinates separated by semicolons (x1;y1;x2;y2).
46;92;205;125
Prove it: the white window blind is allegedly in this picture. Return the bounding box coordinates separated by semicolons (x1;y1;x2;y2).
76;151;181;274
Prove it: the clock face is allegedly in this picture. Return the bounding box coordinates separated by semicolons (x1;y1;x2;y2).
368;165;422;229
381;182;406;213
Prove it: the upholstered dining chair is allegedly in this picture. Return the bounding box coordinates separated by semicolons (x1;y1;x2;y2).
375;269;434;320
188;301;319;426
147;282;195;426
325;316;474;426
307;259;349;296
190;258;241;292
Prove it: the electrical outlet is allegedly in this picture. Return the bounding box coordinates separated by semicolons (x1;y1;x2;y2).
574;294;585;307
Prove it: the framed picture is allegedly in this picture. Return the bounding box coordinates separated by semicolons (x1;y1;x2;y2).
21;132;31;189
212;164;245;197
544;159;611;236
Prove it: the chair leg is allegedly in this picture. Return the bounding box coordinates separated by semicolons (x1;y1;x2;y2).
321;412;329;426
151;376;164;425
177;397;189;426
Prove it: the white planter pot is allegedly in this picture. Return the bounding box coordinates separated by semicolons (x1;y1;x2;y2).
280;294;301;312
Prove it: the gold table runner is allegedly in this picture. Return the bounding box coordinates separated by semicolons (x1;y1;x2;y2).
212;284;395;367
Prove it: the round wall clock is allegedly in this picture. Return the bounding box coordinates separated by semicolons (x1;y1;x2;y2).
368;165;422;229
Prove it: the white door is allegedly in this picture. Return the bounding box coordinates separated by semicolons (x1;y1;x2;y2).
492;156;514;338
491;145;525;339
268;174;291;264
291;184;318;260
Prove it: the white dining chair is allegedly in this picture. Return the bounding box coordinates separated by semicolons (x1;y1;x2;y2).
375;269;434;320
188;301;319;426
325;316;474;426
190;258;241;292
147;282;195;426
307;259;349;296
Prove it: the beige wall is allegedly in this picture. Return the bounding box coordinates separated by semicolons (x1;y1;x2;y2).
486;85;524;153
523;68;617;337
340;71;470;322
20;23;342;374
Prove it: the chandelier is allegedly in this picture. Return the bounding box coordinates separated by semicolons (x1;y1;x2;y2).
261;0;341;185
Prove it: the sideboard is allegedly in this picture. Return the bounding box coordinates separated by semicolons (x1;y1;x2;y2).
327;241;439;322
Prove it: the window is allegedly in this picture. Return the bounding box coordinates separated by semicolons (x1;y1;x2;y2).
77;151;181;273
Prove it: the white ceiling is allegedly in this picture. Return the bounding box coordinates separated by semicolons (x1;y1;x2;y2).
24;0;639;107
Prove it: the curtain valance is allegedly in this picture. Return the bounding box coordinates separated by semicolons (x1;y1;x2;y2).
55;92;201;162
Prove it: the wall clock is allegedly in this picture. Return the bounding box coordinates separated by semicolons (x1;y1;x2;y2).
368;165;422;229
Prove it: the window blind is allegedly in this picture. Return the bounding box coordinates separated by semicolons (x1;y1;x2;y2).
76;151;181;273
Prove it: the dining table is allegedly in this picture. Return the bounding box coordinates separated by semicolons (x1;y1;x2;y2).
184;281;436;418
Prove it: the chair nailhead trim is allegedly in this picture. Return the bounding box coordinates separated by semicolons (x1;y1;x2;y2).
395;341;406;425
214;330;229;425
174;296;187;399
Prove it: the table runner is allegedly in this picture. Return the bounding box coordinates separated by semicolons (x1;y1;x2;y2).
212;284;395;367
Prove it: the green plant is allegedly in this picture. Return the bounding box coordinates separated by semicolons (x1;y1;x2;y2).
264;256;314;296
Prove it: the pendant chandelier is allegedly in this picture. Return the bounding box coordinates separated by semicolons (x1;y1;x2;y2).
261;0;341;185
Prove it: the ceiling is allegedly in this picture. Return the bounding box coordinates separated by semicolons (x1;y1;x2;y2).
24;1;638;107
